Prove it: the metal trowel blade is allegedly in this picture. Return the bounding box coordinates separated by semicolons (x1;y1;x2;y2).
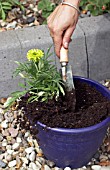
66;64;75;91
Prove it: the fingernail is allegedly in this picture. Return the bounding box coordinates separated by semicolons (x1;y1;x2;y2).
64;42;68;48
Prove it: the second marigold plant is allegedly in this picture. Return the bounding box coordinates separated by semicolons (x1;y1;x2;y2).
5;48;65;108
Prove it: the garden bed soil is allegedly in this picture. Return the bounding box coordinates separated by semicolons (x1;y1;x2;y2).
18;79;110;134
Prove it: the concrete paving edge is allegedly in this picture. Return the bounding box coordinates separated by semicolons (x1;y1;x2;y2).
0;14;110;97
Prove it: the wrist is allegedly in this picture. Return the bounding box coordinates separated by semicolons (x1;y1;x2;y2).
63;0;80;6
61;0;80;13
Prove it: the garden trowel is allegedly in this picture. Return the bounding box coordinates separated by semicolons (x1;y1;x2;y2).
60;46;75;91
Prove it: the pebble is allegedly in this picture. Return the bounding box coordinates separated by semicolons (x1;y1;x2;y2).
94;151;100;159
64;167;71;170
11;138;16;145
0;21;7;27
47;161;55;168
7;136;12;142
22;139;28;147
22;163;28;168
13;151;19;158
54;168;62;170
7;149;14;155
8;160;17;167
27;16;35;24
33;7;38;12
6;154;13;161
87;11;91;16
25;147;34;154
35;161;42;169
28;22;34;27
29;151;36;162
104;81;110;87
6;21;17;29
0;160;7;168
17;131;23;138
25;131;30;138
80;13;88;18
4;112;14;122
34;19;39;26
0;153;4;160
12;142;20;150
44;164;52;170
0;113;3;122
16;137;22;143
0;133;3;141
99;155;108;161
1;120;8;128
2;129;9;136
29;162;38;169
91;165;101;170
29;3;34;8
2;139;7;146
6;145;12;150
36;157;45;164
8;127;18;137
0;98;7;104
16;155;22;169
21;157;29;164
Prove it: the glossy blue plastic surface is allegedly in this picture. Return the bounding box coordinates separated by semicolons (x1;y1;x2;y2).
36;76;110;168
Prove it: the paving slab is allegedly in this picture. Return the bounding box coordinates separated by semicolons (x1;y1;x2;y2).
78;14;110;81
0;30;22;80
14;25;55;62
0;78;25;98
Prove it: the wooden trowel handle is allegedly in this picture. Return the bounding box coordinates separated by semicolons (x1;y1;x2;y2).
60;46;68;63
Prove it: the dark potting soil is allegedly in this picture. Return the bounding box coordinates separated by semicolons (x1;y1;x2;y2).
18;79;110;130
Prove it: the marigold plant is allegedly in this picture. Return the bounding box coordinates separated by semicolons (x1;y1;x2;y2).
4;47;65;108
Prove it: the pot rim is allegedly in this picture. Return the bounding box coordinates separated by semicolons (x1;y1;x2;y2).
37;117;110;133
37;76;110;133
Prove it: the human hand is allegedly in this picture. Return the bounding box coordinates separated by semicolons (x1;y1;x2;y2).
47;0;80;58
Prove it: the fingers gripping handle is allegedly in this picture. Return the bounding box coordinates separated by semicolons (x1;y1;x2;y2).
60;46;68;63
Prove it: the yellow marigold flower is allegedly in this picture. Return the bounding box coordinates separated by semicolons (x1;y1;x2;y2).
27;49;44;62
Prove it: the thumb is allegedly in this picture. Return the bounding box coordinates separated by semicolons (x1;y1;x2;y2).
63;27;74;48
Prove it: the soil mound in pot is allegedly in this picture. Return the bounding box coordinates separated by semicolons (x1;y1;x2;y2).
18;79;110;130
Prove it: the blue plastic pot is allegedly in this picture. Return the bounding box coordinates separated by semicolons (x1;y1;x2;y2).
36;76;110;168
